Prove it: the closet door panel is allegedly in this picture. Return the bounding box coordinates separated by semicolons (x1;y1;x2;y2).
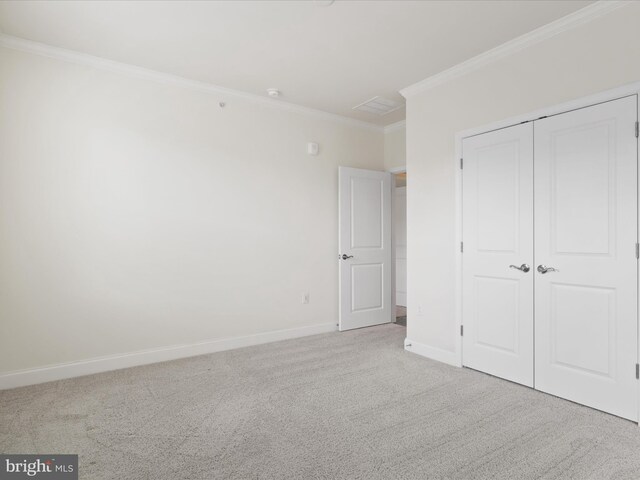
462;123;534;387
534;95;638;421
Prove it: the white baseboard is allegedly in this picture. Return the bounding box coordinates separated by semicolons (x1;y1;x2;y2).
404;338;461;367
0;322;337;390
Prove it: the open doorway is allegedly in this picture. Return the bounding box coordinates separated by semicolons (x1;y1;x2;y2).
393;171;407;326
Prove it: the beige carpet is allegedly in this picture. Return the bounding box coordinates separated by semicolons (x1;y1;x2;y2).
2;323;640;479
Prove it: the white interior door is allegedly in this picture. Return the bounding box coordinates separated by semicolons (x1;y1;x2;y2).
534;96;638;421
395;186;407;307
462;123;534;387
339;167;392;331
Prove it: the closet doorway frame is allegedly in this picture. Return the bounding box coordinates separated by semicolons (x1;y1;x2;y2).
454;81;640;421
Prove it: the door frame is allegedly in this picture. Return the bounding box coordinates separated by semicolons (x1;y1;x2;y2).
389;166;407;324
454;81;640;420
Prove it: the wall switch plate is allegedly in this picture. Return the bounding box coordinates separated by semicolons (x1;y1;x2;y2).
307;142;319;156
302;293;310;304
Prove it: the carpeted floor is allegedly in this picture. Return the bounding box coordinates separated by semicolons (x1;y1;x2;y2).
2;324;640;479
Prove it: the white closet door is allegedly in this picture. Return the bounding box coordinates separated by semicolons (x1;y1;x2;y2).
534;96;638;421
462;123;534;387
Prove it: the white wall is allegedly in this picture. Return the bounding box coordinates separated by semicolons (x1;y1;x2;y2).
0;46;384;378
384;124;406;171
405;3;640;356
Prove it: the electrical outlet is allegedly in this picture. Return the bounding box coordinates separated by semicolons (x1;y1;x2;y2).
302;293;310;304
417;304;423;315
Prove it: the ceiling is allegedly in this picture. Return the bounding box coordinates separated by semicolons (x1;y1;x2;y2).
0;0;593;126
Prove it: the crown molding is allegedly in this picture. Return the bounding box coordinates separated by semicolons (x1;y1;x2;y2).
383;120;406;134
0;33;384;133
400;0;631;99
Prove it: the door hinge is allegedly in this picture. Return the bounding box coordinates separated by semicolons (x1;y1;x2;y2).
635;121;639;138
460;158;463;170
460;241;464;253
636;363;639;380
460;325;464;336
636;242;639;259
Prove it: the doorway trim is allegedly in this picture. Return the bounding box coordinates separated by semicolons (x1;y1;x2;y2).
453;81;640;421
389;166;407;324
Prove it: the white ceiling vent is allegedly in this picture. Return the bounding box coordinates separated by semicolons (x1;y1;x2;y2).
352;96;403;116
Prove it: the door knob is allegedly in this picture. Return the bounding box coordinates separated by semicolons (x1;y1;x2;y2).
509;264;530;273
537;265;559;274
341;254;354;260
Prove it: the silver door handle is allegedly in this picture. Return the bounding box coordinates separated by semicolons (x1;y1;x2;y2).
509;264;530;273
341;254;354;260
537;265;559;274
